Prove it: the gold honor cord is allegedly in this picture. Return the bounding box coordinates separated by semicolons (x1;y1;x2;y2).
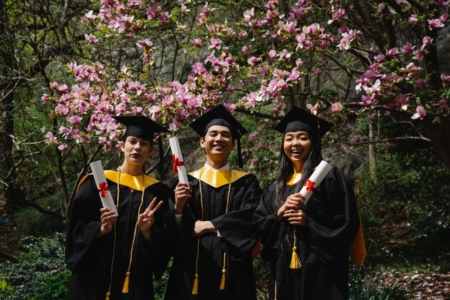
274;280;277;300
192;169;232;295
105;168;146;299
289;226;301;269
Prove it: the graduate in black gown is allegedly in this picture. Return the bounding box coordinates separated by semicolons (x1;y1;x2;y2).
253;107;366;300
65;115;172;300
165;105;262;300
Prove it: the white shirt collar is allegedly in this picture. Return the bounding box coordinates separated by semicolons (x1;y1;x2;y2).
204;162;230;171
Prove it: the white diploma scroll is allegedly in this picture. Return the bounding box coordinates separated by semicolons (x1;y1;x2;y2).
169;137;189;183
90;160;118;215
299;160;332;204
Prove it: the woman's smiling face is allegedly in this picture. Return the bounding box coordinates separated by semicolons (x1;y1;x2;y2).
283;130;311;170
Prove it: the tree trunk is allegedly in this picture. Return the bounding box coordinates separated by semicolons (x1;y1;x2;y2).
0;0;24;212
369;120;377;183
422;114;450;171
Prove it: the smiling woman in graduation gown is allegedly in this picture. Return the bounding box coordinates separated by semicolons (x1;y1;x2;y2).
65;115;172;300
165;105;262;300
253;107;366;300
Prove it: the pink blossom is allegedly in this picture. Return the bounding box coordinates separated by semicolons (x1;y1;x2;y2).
247;56;259;66
306;102;319;115
331;102;343;113
441;74;450;85
377;3;385;12
41;94;50;103
374;54;385;62
401;43;414;55
435;0;449;8
131;106;143;114
223;103;236;111
44;132;57;144
136;39;153;47
242;45;249;53
428;18;445;30
68;115;81;125
422;36;432;46
386;94;409;110
288;69;301;81
59;126;70;137
208;38;222;49
411;105;426;120
191;38;203;47
386;47;399;57
243;8;254;21
408;14;418;26
302;23;320;34
437;98;449;109
279;49;292;59
440;13;448;23
413;49;427;60
359;95;373;106
85;33;97;43
268;50;277;60
417;79;426;88
58;144;68;151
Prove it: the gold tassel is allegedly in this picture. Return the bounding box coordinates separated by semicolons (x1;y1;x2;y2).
219;269;226;290
289;246;301;269
192;274;199;295
122;271;130;293
105;292;110;300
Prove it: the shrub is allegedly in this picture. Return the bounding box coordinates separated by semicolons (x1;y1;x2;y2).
0;233;68;300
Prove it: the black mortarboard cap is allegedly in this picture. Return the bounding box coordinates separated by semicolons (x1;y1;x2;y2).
113;115;170;173
190;105;247;168
274;106;333;137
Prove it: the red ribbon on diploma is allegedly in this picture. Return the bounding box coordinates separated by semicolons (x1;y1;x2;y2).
98;181;109;198
305;179;315;192
172;154;185;174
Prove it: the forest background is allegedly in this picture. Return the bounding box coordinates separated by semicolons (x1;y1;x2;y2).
0;0;449;299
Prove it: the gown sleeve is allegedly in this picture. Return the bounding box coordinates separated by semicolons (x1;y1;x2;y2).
305;166;360;264
253;184;288;262
210;175;263;257
65;176;105;273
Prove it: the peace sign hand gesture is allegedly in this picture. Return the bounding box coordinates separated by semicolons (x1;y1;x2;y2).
138;197;163;241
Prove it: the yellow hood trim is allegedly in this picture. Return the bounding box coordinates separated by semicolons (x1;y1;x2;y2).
77;171;159;192
286;173;302;186
189;168;249;188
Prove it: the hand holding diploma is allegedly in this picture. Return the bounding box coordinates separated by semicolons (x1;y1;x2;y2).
90;160;118;215
299;160;332;204
169;137;191;213
169;137;189;183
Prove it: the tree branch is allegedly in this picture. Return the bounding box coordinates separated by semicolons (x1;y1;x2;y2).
0;250;18;263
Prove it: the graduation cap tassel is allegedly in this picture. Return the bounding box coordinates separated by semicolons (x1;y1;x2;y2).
122;271;130;293
105;292;111;300
192;274;199;295
219;253;227;290
289;227;301;269
237;137;243;169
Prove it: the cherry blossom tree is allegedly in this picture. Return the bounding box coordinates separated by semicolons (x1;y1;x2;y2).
44;0;450;168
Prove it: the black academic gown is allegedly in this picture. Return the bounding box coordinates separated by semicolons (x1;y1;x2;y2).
65;172;172;300
165;168;262;300
253;166;359;300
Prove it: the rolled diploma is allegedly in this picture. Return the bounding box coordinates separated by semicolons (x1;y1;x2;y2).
299;160;332;204
90;160;118;215
169;137;189;183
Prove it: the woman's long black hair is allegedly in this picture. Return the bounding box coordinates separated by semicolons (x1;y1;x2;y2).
275;130;323;208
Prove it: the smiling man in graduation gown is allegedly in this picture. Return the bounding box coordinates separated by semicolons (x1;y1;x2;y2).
65;115;172;300
164;105;263;300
